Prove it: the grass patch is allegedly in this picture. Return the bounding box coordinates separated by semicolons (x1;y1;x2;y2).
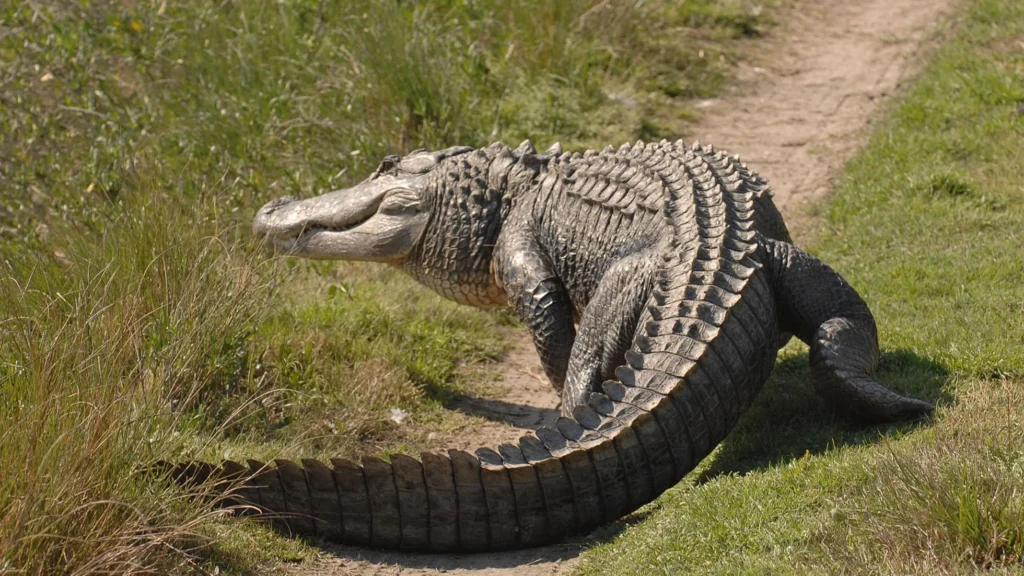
0;0;775;572
0;0;771;242
186;263;509;464
819;379;1024;572
0;193;268;573
575;0;1024;573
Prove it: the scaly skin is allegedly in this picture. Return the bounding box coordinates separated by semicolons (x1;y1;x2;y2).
177;139;934;552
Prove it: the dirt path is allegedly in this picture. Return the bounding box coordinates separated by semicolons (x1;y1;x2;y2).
695;0;957;238
284;0;955;573
445;333;562;452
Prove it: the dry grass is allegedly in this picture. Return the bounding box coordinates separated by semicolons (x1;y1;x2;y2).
0;194;270;574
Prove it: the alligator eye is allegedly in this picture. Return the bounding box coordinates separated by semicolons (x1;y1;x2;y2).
372;155;401;178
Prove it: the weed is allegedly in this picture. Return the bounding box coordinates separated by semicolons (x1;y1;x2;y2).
0;194;270;573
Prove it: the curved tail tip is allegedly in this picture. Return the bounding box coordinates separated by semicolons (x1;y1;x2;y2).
892;396;936;421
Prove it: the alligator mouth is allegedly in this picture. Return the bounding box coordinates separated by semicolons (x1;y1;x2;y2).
256;191;384;248
253;177;423;261
284;211;376;242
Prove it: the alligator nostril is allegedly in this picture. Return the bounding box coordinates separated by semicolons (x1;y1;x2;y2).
262;196;296;213
258;196;297;219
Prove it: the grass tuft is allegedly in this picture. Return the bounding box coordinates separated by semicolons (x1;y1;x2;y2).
878;449;1024;569
0;192;270;573
922;171;976;197
816;381;1024;573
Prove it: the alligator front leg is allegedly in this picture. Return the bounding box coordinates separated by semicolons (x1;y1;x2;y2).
495;231;576;392
561;254;656;416
762;237;934;422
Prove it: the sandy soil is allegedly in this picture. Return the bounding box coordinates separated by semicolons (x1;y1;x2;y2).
282;0;955;573
444;335;562;452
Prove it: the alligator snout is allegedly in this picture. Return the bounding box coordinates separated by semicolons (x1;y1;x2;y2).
253;196;300;239
252;181;391;247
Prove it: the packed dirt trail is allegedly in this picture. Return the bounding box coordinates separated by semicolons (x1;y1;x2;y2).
693;0;958;234
282;0;955;573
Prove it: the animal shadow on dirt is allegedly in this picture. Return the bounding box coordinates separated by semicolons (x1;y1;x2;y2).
446;394;562;430
304;508;651;571
698;348;951;483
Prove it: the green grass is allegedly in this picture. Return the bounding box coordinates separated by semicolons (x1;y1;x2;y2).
0;0;765;238
574;0;1024;573
0;0;772;573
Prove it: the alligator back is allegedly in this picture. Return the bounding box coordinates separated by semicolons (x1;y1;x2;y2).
174;141;782;552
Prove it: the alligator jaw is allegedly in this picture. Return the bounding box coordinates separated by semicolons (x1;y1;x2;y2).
252;175;429;262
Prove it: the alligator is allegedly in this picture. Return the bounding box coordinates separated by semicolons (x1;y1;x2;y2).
179;139;934;552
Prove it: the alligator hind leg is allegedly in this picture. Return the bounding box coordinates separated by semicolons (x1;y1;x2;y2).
761;238;934;422
561;254;656;416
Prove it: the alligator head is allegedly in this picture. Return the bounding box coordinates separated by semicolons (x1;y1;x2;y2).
253;146;474;262
253;143;552;306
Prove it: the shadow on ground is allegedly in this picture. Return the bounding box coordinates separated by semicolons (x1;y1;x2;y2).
446;393;561;430
699;348;951;482
302;508;653;573
308;540;583;572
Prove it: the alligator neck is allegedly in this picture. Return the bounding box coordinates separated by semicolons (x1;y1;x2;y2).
403;145;541;307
